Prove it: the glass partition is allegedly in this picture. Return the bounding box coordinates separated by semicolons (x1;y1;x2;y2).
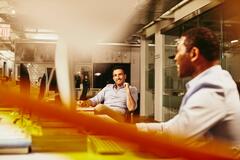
162;5;223;120
222;5;240;92
163;35;187;120
145;35;155;116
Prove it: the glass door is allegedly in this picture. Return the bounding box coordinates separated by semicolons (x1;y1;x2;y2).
144;35;155;117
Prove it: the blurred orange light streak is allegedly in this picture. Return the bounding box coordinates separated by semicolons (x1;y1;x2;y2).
0;87;236;160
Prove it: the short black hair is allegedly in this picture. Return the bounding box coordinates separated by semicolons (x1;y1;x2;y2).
182;27;220;61
112;65;126;74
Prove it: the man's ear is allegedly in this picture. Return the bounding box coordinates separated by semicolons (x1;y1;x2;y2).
190;47;200;62
124;74;127;80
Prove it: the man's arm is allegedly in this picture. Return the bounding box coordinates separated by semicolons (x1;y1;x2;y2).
78;86;106;107
124;83;137;111
136;89;227;138
78;99;94;107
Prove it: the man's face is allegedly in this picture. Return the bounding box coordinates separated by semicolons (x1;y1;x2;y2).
113;69;126;86
174;36;195;78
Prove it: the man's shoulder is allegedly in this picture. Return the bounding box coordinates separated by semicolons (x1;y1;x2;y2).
129;85;138;92
198;70;234;91
105;84;114;87
104;84;115;90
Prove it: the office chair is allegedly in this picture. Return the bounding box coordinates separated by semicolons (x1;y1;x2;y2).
125;110;135;123
125;93;140;123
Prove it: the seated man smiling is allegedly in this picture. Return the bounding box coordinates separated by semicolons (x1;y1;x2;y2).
78;66;138;122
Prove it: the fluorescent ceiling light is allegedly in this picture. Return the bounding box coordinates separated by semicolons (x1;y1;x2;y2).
148;44;155;47
94;72;101;76
97;42;140;47
25;33;58;40
231;40;239;43
11;9;15;15
24;28;55;33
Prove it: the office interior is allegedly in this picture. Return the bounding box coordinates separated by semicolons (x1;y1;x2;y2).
0;0;240;159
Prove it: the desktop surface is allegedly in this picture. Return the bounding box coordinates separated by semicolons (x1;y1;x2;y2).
0;112;181;160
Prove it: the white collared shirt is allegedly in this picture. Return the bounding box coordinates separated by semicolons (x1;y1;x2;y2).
137;65;240;146
90;84;138;110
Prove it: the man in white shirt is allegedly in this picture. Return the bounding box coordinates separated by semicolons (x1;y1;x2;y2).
137;27;240;147
78;66;138;122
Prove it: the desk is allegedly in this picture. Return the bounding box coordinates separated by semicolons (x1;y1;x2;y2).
0;122;176;160
0;113;180;160
0;125;164;160
76;107;119;123
1;135;176;160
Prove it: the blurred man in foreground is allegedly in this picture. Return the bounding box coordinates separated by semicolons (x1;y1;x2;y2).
137;27;240;147
78;66;138;122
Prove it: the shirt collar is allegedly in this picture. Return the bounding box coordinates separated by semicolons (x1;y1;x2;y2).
186;65;222;90
113;83;124;89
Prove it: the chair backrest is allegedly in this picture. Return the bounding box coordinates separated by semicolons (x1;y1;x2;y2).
125;110;134;123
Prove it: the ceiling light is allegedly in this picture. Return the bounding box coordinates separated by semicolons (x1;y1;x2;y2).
94;73;101;76
25;33;58;40
230;40;239;44
11;9;15;15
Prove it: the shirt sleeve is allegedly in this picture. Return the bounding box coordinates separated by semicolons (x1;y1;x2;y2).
136;88;227;138
89;87;106;106
136;122;163;134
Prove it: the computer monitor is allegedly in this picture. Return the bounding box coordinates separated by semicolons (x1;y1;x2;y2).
55;39;75;109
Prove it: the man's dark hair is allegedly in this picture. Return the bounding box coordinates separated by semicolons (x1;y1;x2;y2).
112;65;126;74
182;27;220;61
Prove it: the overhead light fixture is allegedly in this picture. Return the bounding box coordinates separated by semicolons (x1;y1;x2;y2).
25;33;59;41
231;39;239;44
11;9;16;15
94;72;101;76
148;44;155;47
27;63;31;68
97;42;140;47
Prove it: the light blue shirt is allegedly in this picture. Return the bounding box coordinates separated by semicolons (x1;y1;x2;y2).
137;65;240;146
90;84;138;110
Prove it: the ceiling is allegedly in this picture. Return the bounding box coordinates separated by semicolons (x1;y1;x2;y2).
113;0;183;43
0;0;183;46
